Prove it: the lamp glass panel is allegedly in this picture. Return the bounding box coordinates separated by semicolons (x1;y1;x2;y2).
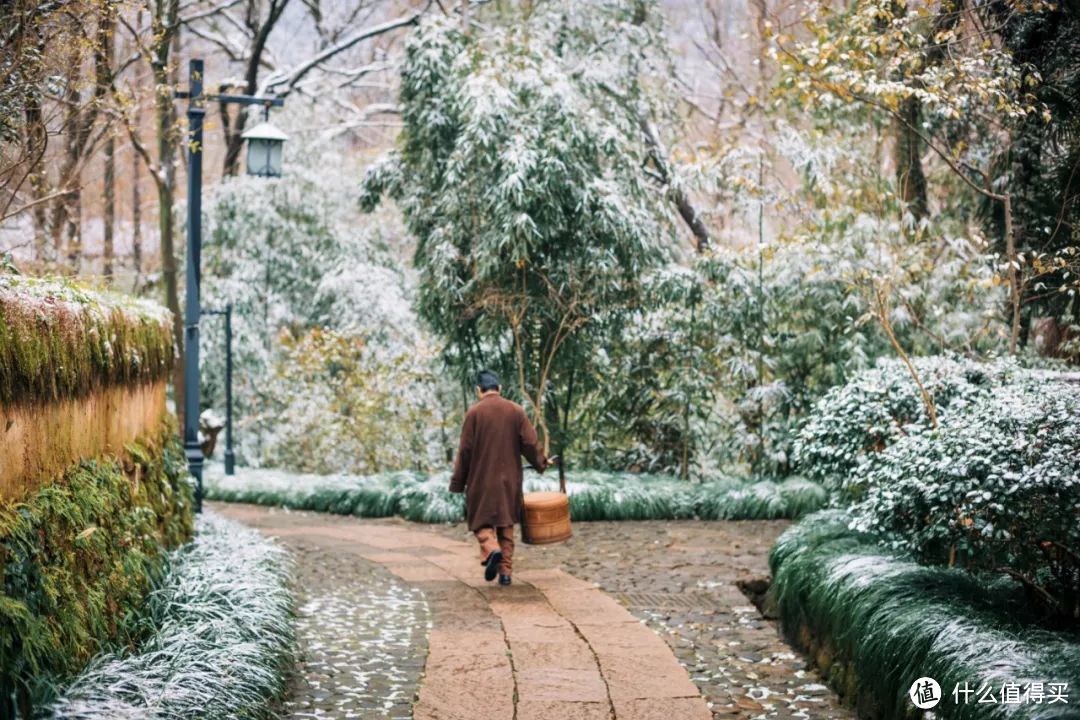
267;141;283;177
246;140;270;176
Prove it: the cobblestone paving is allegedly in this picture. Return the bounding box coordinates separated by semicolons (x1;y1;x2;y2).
276;537;431;719
423;520;853;720
216;504;716;720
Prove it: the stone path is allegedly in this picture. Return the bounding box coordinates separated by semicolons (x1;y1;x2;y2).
422;520;852;719
279;538;430;719
213;503;851;719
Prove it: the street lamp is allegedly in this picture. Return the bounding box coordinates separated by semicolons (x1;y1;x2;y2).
242;121;288;177
175;59;283;512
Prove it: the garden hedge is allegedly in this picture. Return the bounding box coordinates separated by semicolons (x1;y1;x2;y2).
849;377;1080;624
793;355;1018;493
769;511;1080;720
204;465;829;522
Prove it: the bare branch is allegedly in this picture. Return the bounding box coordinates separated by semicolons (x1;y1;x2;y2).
1;188;79;224
260;9;427;96
640;118;711;252
180;0;245;24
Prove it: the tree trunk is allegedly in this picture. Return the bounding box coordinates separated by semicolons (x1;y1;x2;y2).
103;137;115;278
153;0;185;415
64;189;82;270
24;92;49;260
895;96;929;222
51;48;82;260
1004;193;1021;354
99;7;115;279
132;133;143;283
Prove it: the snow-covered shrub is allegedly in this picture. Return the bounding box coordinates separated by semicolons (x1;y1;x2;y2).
849;378;1080;623
199;138;453;473
44;511;294;719
254;327;444;475
769;511;1080;719
794;355;1019;491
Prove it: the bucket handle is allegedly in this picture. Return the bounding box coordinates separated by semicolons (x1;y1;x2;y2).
524;456;565;494
550;456;565;495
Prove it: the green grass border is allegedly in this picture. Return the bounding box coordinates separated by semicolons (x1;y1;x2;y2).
0;424;194;714
43;511;294;720
203;465;828;522
768;511;1080;719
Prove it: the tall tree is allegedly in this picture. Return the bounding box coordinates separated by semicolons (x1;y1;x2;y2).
99;2;117;278
115;0;186;408
362;6;677;458
986;0;1080;353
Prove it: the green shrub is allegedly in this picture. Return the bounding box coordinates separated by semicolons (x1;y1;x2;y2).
0;428;194;713
0;275;174;406
697;477;827;520
769;511;1080;719
793;355;1018;492
850;378;1080;624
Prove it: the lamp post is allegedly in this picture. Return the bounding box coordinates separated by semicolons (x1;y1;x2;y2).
175;59;283;511
203;304;235;475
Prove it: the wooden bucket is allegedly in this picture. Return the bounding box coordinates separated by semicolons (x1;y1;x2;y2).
522;490;572;545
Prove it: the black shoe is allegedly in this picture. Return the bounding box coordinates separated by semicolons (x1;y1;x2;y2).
499;574;512;586
484;551;502;582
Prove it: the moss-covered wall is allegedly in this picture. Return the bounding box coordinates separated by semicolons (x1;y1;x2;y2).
0;273;191;716
0;424;194;715
0;275;173;407
0;274;176;503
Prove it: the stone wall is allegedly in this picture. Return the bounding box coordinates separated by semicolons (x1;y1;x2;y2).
0;379;168;501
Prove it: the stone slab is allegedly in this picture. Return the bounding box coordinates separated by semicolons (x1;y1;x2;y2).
384;563;459;583
595;651;701;700
516;700;611;720
541;588;638;625
612;697;713;720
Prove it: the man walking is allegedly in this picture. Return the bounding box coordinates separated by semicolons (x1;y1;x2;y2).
450;370;549;586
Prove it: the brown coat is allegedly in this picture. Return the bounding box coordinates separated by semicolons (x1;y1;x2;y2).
449;393;547;531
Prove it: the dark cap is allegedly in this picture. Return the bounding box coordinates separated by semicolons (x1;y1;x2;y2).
476;369;500;391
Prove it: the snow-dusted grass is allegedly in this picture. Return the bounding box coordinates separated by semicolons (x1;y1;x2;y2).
203;463;827;522
43;512;295;720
